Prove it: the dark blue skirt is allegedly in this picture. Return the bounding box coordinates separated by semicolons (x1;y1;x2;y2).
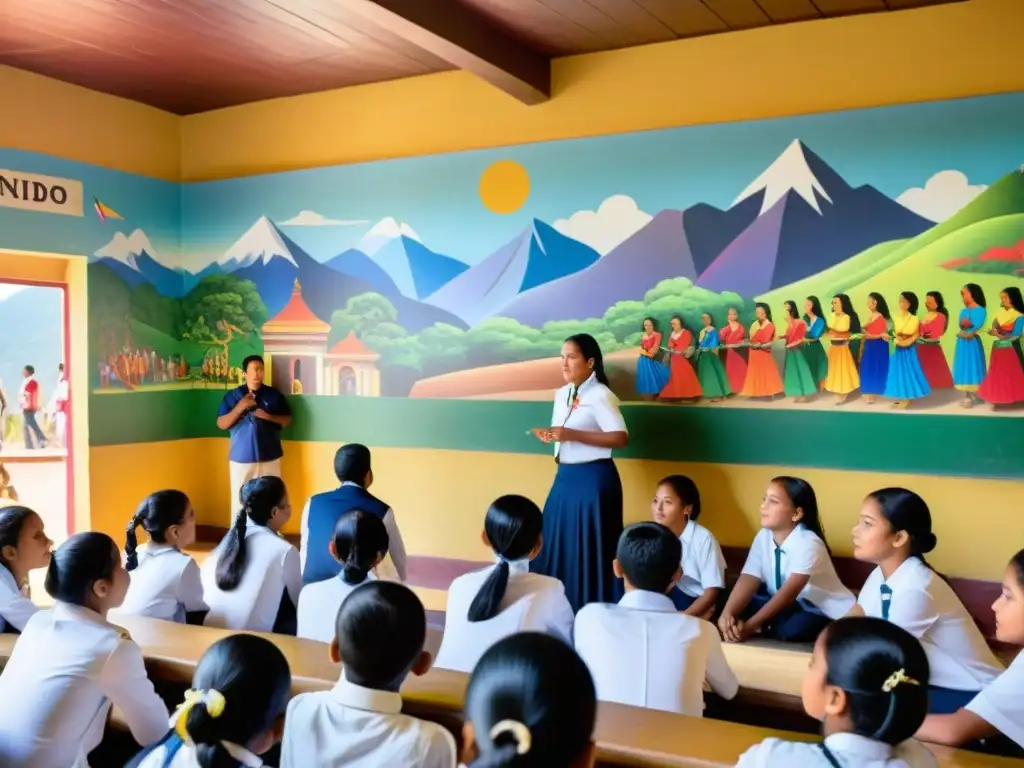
530;458;623;613
859;338;891;395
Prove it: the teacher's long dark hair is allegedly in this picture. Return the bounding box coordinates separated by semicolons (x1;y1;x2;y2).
468;496;543;623
565;333;609;386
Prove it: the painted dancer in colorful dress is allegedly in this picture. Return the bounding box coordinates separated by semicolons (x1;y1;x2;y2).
781;301;816;403
953;283;988;409
695;313;731;403
883;291;931;409
659;315;702;401
740;303;784;399
859;292;892;405
802;296;828;388
977;287;1024;407
635;317;669;401
719;307;748;395
825;294;861;405
917;291;954;390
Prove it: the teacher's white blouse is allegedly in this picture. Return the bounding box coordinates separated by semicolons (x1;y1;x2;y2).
550;374;627;464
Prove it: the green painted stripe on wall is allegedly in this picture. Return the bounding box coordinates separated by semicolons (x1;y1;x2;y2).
89;390;1024;479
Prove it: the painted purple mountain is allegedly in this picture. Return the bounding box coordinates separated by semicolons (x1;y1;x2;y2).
426;219;599;326
696;140;932;296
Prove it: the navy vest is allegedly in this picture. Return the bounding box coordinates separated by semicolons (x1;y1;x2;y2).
303;485;390;584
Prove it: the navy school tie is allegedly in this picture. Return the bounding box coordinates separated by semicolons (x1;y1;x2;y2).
880;583;893;621
774;546;783;591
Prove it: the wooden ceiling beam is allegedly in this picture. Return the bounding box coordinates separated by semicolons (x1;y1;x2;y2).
337;0;550;104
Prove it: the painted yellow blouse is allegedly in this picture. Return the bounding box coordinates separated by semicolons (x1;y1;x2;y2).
828;313;850;334
994;307;1022;327
892;313;920;339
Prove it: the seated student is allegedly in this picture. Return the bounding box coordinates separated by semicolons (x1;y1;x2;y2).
915;548;1024;756
737;616;938;767
0;532;169;768
721;476;855;643
461;632;597;768
201;476;302;634
651;474;727;618
281;580;456;767
297;510;389;643
852;487;1003;713
0;505;52;633
433;495;574;673
128;634;292;768
574;521;738;716
299;443;407;584
116;490;209;625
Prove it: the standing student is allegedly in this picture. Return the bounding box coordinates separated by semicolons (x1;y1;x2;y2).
462;632;597;768
281;581;457;768
0;532;169;768
529;333;629;612
736;617;938;767
434;495;574;673
915;549;1024;755
299;443;407;584
19;365;47;449
216;355;292;516
852;488;1003;713
575;522;737;716
0;505;52;633
650;475;726;618
297;510;389;643
201;476;302;634
720;477;855;643
117;490;208;625
48;363;70;449
128;634;292;768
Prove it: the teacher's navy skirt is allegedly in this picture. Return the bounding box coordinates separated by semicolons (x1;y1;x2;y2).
530;458;623;613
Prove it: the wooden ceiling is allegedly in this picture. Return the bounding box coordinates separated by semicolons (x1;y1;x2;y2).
0;0;962;115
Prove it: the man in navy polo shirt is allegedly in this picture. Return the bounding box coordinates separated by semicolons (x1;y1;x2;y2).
216;355;292;515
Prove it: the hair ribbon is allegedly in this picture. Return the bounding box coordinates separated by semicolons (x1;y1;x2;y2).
881;668;919;693
490;719;532;755
173;688;227;743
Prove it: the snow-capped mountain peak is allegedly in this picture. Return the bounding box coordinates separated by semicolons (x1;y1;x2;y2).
733;139;834;216
94;229;158;270
219;215;298;270
358;216;420;256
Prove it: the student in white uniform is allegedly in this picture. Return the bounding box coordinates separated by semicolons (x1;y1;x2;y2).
915;548;1024;757
852;487;1003;713
433;495;574;673
461;632;597;768
0;532;169;768
737;616;938;768
297;509;388;643
128;634;292;768
0;504;52;633
281;581;456;768
201;476;301;634
116;490;209;625
651;475;727;618
721;476;855;643
574;522;738;716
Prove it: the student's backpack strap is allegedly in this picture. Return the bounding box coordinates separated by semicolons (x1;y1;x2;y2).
818;743;843;768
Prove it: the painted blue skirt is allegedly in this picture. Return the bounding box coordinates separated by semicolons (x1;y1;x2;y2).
859;338;891;395
636;354;670;395
884;345;931;400
953;336;987;389
531;458;623;612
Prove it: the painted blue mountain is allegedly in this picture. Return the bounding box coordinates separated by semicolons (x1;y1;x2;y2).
93;230;189;298
325;249;399;296
426;219;600;326
353;218;469;300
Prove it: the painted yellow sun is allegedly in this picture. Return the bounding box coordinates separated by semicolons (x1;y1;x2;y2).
479;160;530;215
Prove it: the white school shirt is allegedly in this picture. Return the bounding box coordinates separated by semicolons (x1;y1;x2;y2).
550;373;628;464
298;481;408;583
0;564;38;632
736;733;938;767
136;740;265;767
858;558;1003;691
965;652;1024;748
0;602;168;768
574;589;738;716
114;543;208;624
200;522;302;632
296;571;375;643
280;676;457;768
433;557;575;673
741;525;856;619
678;521;728;599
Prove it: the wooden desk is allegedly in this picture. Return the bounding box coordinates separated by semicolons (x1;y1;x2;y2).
723;640;811;698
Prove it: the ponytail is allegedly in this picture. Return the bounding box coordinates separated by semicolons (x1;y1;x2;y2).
215;477;286;592
45;532;119;606
332;510;389;585
468;496;543;624
468;561;512;624
125;513;142;572
125;490;191;572
867;488;939;571
772;475;831;554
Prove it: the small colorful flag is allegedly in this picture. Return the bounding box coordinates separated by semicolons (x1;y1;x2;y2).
93;198;123;222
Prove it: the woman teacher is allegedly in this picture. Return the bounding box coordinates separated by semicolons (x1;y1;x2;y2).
530;333;629;612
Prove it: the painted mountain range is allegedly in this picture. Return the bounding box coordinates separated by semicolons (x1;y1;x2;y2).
93;230;199;298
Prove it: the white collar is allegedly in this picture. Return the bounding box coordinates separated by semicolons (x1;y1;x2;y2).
822;733;893;760
243;521;276;540
144;542;180;558
52;601;118;630
618;589;677;613
330;676;403;715
679;520;696;544
341;481;365;489
494;555;530;575
0;565;21;593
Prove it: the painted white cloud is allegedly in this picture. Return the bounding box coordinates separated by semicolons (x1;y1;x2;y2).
280;210;370;227
896;170;987;223
553;195;653;255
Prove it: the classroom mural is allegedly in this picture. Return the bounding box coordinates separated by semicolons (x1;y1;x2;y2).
2;93;1024;416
